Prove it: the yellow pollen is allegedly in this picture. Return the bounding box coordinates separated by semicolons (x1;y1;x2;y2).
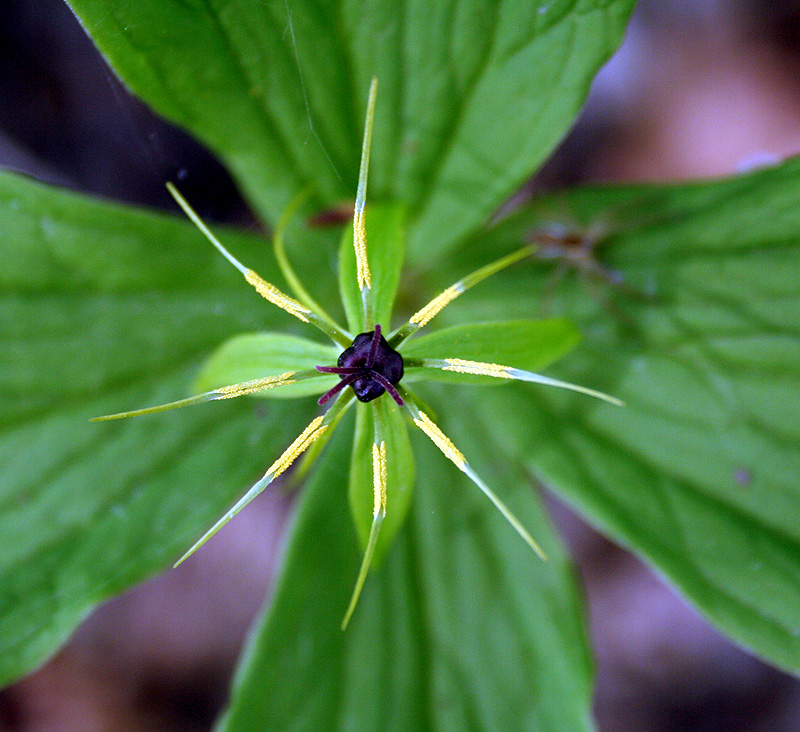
266;416;327;479
409;285;462;327
215;372;297;399
372;441;387;514
245;269;311;322
354;215;372;290
413;412;466;470
443;359;513;379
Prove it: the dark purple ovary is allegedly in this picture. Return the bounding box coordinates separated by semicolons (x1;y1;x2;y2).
316;324;404;406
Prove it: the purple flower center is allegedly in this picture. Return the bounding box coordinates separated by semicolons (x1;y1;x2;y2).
316;324;404;406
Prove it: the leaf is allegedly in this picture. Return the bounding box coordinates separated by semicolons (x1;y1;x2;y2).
64;0;356;221
0;172;317;683
462;158;800;673
399;0;637;258
348;397;414;564
216;408;594;732
65;0;636;256
401;319;580;384
338;202;407;332
193;332;339;399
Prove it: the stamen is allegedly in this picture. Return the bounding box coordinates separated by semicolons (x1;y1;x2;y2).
389;244;536;348
353;77;378;293
265;415;327;480
412;411;466;470
173;408;338;568
372;440;388;515
401;394;546;560
354;215;372;291
341;436;387;630
443;359;512;379
244;270;311;323
409;284;463;327
92;369;319;421
419;359;624;406
216;371;297;398
168;182;351;346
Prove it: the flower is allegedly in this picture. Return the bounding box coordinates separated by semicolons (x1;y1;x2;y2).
93;78;621;628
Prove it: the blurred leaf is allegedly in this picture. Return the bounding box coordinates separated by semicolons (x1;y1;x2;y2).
65;0;635;256
460;158;800;673
339;203;407;332
0;172;318;683
217;408;594;732
348;397;414;563
402;318;580;384
193;332;338;399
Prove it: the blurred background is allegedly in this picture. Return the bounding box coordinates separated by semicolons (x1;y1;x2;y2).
2;0;800;729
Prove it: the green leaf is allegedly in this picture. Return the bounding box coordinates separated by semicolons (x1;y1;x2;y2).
465;158;800;673
339;202;407;331
401;319;580;384
400;0;637;258
65;0;356;222
66;0;635;255
0;172;314;683
193;332;339;399
348;397;414;565
217;407;594;732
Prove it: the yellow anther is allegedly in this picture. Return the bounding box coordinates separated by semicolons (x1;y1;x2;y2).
413;411;466;470
443;359;513;379
409;285;463;327
215;372;297;399
245;269;311;323
372;441;387;514
354;215;372;290
266;416;327;480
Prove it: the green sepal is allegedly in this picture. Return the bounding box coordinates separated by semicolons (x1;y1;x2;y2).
193;332;338;399
402;319;580;384
348;398;414;566
339;202;407;332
